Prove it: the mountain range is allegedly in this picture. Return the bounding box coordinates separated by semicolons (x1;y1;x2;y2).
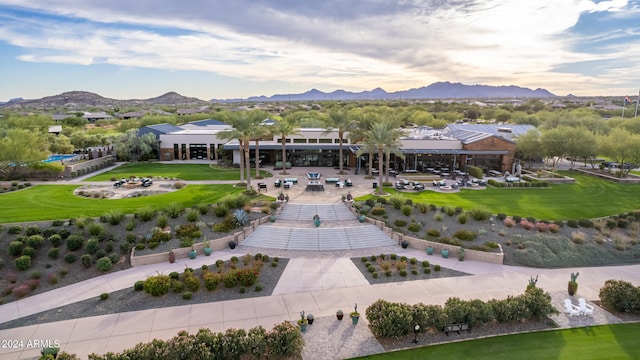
1;82;557;108
227;82;557;102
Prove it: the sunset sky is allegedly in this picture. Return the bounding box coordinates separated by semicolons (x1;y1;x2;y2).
0;0;639;101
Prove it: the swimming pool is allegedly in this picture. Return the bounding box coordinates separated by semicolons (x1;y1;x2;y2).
43;154;77;163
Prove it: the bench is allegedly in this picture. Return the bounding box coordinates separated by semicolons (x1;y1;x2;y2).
442;323;470;336
258;183;267;192
325;178;340;183
283;177;298;184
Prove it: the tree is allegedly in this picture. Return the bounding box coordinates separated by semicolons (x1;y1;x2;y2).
113;129;157;162
218;110;269;191
271;115;301;175
47;134;75;155
0;129;49;180
323;109;357;174
599;128;640;177
356;120;404;195
564;127;598;169
539;126;571;172
515;129;543;167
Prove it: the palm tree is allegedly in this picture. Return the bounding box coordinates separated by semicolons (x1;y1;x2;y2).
218;110;268;191
350;112;380;176
271;115;301;175
356;120;405;195
251;123;271;178
323;109;357;174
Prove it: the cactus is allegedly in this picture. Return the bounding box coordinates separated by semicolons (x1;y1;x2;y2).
570;272;579;282
528;275;538;288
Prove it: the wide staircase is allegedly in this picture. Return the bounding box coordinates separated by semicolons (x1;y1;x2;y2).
241;203;397;250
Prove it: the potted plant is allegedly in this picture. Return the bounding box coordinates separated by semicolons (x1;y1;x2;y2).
350;303;360;325
306;313;314;325
297;310;308;332
358;214;366;223
41;345;59;359
269;214;277;222
401;239;409;249
441;248;450;258
168;250;176;263
426;246;434;255
568;272;579;296
188;247;197;259
458;247;465;261
203;240;212;256
228;240;237;249
278;192;285;201
313;214;321;227
336;309;344;320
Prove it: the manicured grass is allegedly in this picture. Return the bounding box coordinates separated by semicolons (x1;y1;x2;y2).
0;184;258;222
352;323;640;360
85;163;272;181
362;172;640;220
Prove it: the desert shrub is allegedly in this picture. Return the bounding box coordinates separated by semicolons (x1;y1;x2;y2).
521;220;534;231
136;206;156;222
124;218;136;231
548;223;560;233
407;223;421;232
15;255;31;270
25;226;41;236
48;247;60;259
105;240;115;253
8;225;23;234
442;206;456;216
571;231;586;244
401;205;412;216
12;285;31;298
134;280;145;291
47;273;59;285
8;241;23;257
513;215;522;224
102;210;125;225
144;274;171;296
416;202;430;213
388;194;405;209
27;235;44;249
599;279;640;314
182;291;193;300
164;202;184;218
186;208;200;222
67;234;84;251
182;271;201;292
48;234;63;247
175;223;202;241
457;213;468;224
434;212;443;222
366;299;414;338
426;228;440;237
394;219;407;227
214;204;229;217
536;222;549;232
80;254;92;268
453;229;477;241
578;219;593;228
85;238;100;254
213;217;236;233
203;271;222;291
434;264;441;271
64;253;77;263
470;206;492;221
22;246;36;258
87;222;105;237
371;207;386;216
97;257;112;271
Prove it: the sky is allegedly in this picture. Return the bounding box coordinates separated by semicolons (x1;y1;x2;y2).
0;0;639;102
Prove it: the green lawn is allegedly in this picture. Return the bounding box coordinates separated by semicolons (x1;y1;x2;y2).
353;323;640;360
85;163;272;181
0;184;252;222
362;172;640;220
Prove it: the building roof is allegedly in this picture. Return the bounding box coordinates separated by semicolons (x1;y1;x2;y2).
444;124;535;137
448;129;495;144
188;119;228;127
145;123;184;134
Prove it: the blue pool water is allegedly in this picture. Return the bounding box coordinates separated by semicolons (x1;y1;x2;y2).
44;154;76;163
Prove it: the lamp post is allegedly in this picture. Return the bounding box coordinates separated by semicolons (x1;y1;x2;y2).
412;324;421;344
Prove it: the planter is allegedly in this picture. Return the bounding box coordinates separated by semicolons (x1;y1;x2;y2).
401;240;409;249
314;219;321;227
168;251;176;263
441;248;449;258
336;310;344;320
298;322;307;333
188;249;197;259
269;215;277;222
358;215;366;223
307;314;314;325
350;314;360;325
568;281;578;296
228;240;237;249
426;246;434;255
203;247;212;256
458;248;465;261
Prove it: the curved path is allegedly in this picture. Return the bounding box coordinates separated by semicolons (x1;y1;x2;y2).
1;163;639;359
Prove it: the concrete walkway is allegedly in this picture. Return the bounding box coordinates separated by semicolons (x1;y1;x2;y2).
2;164;640;359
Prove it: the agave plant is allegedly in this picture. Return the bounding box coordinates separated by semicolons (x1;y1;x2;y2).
233;209;249;227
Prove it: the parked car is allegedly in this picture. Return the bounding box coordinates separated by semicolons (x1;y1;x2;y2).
140;178;153;187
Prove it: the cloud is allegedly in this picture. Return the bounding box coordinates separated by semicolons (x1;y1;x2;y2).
0;0;638;96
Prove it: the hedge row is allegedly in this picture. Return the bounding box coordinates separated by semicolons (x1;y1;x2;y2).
365;286;557;338
599;279;640;314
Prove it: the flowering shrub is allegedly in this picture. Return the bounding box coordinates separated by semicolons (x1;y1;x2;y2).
520;220;534;231
536;222;548;233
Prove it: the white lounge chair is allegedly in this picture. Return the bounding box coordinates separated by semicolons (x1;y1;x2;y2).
564;299;580;316
578;298;594;315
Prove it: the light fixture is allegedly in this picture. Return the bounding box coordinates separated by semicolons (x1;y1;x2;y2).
412;324;420;343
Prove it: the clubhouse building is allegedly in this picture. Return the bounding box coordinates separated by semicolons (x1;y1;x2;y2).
139;120;534;174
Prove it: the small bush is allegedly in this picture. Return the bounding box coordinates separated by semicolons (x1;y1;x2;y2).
8;225;23;234
134;280;145;291
182;291;193;300
371;207;386;216
426;228;440;237
407;223;421;232
136;206;156;222
80;254;92;268
457;213;468;224
100;293;109;301
85;238;100;254
102;210;125;225
66;234;84;251
8;241;23;257
434;264;441;271
15;255;31;271
47;273;59;285
571;231;586;244
48;234;63;247
144;274;171;296
393;219;407;227
22;246;36;258
453;229;477;241
87;222;105;237
401;205;412;216
64;253;77;263
27;235;44;249
470;207;492;221
97;257;112;271
186;209;200;222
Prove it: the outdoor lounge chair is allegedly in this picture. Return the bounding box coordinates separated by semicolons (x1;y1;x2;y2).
564;299;580;316
578;298;594;315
